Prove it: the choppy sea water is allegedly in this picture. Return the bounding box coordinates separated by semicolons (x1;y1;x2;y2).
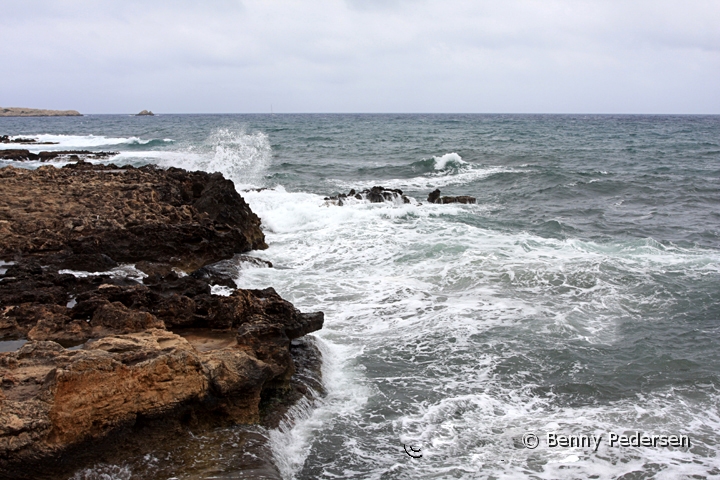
2;114;719;479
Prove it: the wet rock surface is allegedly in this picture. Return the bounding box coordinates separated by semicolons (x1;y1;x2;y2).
322;186;477;206
0;163;322;479
324;186;411;205
0;150;118;162
0;136;58;145
427;188;476;204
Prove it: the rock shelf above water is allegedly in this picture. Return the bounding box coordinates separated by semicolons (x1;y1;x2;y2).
0;162;323;479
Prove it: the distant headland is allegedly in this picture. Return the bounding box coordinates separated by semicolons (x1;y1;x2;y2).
0;107;82;117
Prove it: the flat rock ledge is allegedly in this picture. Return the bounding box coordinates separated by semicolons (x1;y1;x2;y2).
0;150;118;162
0;108;82;117
0;162;323;479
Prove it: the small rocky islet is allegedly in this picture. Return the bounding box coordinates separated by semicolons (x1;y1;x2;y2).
0;108;82;117
0;161;323;479
323;186;476;205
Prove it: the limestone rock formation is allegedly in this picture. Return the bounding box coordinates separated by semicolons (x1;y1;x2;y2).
0;162;321;479
0;162;268;271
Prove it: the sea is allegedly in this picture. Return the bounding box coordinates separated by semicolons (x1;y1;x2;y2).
1;114;719;479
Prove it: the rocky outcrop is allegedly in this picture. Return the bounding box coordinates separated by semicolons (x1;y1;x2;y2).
0;162;267;271
322;186;477;206
0;136;57;145
324;186;411;206
0;150;117;162
0;291;322;478
0;108;81;117
136;110;154;116
427;188;476;204
0;162;322;479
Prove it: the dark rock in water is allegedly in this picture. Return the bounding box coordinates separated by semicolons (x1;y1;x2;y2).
0;163;323;478
325;186;411;205
136;110;155;116
427;188;476;204
0;149;118;162
0;135;57;145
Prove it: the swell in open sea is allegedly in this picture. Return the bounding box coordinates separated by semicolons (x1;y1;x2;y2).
2;114;719;479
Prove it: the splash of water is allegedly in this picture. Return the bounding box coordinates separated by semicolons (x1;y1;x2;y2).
204;128;272;189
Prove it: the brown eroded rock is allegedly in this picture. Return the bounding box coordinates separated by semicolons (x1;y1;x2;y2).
0;163;267;270
0;317;322;478
0;162;323;479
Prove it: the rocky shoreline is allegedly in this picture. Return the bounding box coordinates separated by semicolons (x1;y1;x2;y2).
0;162;323;479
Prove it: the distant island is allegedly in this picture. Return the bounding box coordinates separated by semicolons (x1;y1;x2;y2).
0;107;82;117
137;110;155;116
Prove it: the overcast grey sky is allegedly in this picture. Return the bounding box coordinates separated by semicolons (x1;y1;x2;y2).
2;0;719;114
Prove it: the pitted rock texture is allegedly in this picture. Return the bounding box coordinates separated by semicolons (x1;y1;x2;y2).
0;260;323;478
0;162;267;271
0;163;321;479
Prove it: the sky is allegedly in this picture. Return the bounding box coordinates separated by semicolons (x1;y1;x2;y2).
1;0;719;114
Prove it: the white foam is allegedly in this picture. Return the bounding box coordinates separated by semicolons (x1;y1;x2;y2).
0;134;174;151
232;185;720;478
59;264;147;283
268;338;369;479
332;165;518;191
210;285;234;296
153;128;272;190
433;152;466;170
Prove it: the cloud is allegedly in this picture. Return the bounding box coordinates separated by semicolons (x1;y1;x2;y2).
1;0;718;113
